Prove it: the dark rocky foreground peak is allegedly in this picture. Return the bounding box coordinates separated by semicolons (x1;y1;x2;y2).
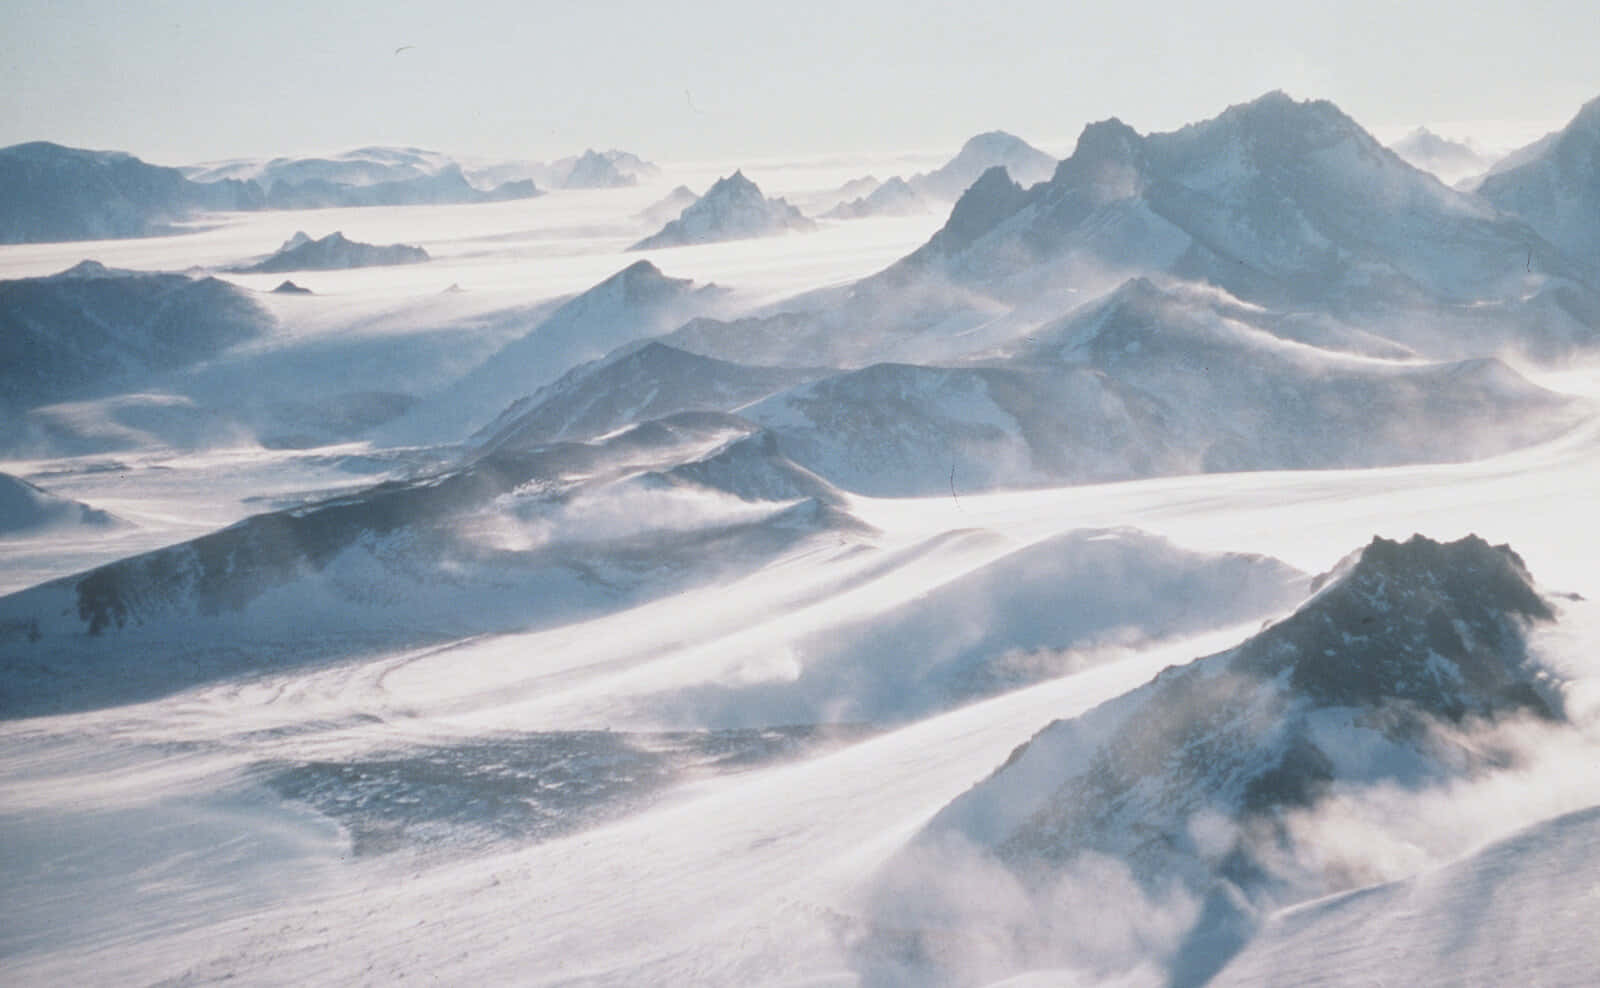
1234;534;1556;718
860;534;1567;986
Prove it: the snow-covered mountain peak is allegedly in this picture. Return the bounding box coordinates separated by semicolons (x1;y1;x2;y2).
630;170;815;250
48;259;120;280
587;259;691;307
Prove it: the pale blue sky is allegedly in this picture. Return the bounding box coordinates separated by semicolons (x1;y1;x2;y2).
3;0;1597;165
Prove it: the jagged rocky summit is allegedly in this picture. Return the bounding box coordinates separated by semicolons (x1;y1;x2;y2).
630;171;815;250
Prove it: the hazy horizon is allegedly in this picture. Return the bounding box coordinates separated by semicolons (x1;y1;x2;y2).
5;1;1597;165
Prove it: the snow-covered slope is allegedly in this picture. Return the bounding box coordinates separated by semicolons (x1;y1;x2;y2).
1476;95;1600;279
631;171;815;250
1211;803;1600;986
234;231;429;273
861;534;1572;986
651;528;1306;728
388;261;726;445
0;473;119;537
473;342;817;452
0;413;863;717
0;261;273;428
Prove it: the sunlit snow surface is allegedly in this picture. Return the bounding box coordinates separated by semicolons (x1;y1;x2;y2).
3;155;1600;987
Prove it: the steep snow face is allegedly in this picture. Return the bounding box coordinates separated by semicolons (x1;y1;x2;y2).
390;261;727;445
0;142;257;243
0;473;119;537
473;343;817;452
1477;96;1600;278
902;92;1593;351
860;534;1567;986
235;231;429;273
910;130;1059;201
0;263;273;427
631;171;816;250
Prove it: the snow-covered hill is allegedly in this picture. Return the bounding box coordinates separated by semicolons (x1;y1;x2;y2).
738;279;1579;495
473;342;818;452
234;231;430;273
631;171;816;250
388;261;726;445
860;534;1572;986
0;413;864;717
0;261;272;428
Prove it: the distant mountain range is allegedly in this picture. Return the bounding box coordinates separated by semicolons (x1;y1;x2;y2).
631;171;815;250
814;131;1058;220
1388;126;1496;185
233;231;430;274
0;142;665;244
